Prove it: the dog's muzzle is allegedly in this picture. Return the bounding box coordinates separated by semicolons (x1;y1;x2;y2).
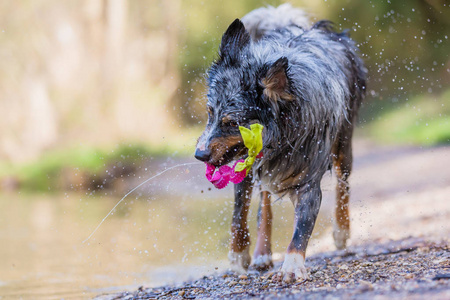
194;148;211;162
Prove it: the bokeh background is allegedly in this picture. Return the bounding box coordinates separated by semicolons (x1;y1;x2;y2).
0;0;448;298
1;0;448;170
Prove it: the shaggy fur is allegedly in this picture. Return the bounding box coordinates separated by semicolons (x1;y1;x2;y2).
195;4;367;281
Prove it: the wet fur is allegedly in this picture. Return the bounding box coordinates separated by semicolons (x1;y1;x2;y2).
196;4;367;278
200;19;366;192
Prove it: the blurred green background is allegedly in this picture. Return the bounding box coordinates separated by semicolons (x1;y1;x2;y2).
0;0;448;191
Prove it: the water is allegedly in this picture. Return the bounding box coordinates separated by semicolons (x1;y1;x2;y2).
0;187;333;299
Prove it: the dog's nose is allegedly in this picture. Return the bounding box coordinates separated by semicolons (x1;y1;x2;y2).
195;148;211;162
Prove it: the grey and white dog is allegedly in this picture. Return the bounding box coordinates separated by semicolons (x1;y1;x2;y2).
195;4;366;282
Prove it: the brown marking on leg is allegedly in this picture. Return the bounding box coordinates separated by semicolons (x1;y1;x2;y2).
229;175;253;272
286;247;305;258
336;165;350;238
332;147;352;250
230;220;250;253
252;191;273;271
331;118;353;243
230;185;252;253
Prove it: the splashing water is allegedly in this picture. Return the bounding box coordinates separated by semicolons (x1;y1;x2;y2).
82;161;203;243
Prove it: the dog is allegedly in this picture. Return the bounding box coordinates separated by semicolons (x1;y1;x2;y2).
195;4;366;282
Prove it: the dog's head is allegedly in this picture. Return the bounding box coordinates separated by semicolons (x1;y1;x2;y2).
195;19;294;167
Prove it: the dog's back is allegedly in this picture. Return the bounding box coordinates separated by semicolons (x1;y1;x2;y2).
242;4;365;123
242;4;310;41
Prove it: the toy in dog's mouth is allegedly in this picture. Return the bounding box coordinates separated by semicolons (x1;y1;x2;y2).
205;160;247;189
205;124;264;189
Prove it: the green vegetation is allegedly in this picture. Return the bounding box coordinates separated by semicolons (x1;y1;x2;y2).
365;90;450;146
0;143;185;192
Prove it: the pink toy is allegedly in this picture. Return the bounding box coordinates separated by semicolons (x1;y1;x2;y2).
205;160;247;189
205;123;264;189
205;152;264;189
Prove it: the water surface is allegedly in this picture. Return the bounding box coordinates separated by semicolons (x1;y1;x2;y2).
0;172;333;299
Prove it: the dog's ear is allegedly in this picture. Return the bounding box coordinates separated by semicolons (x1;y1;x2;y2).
219;19;250;61
262;57;294;102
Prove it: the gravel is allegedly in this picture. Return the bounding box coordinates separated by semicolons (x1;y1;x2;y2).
96;237;449;300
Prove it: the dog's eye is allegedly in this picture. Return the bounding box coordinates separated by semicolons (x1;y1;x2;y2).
228;120;238;127
222;120;238;127
222;115;239;128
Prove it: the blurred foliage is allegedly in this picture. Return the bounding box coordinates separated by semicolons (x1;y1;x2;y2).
366;88;450;145
0;0;196;163
0;0;449;191
0;144;184;192
327;0;449;94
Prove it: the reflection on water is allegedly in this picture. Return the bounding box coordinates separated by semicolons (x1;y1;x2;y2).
0;185;331;299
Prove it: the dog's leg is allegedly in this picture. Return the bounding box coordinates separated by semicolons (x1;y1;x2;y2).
274;182;322;282
252;191;273;271
332;138;352;250
228;175;253;273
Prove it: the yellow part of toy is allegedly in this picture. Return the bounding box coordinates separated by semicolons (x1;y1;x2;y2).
235;123;264;175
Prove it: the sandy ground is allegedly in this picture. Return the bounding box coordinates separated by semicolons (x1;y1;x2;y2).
96;142;450;299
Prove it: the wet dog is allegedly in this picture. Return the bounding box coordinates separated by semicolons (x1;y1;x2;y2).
195;4;366;282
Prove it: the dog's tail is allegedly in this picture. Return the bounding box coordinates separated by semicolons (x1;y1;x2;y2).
241;4;310;41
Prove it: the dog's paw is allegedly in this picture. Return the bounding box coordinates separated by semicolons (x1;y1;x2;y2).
251;254;273;271
228;250;251;274
333;225;350;250
272;253;308;283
